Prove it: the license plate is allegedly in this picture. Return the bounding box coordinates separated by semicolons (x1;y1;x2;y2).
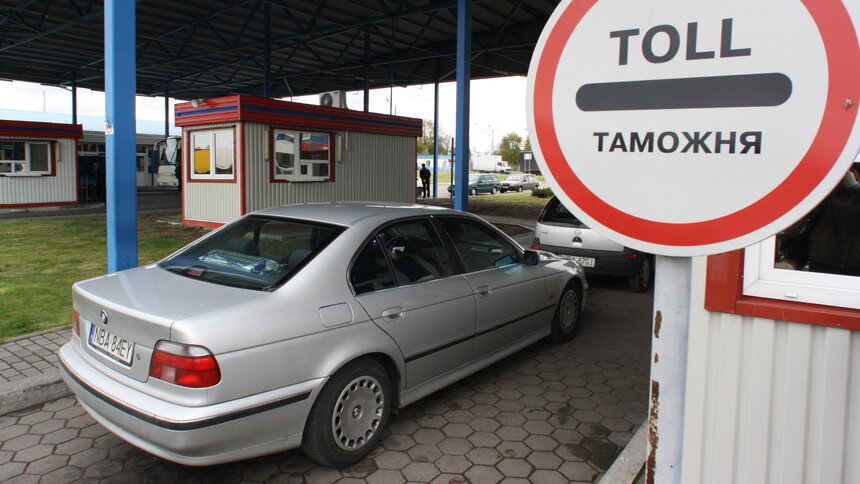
573;256;596;268
87;322;135;366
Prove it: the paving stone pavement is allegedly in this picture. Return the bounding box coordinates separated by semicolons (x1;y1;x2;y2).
0;277;651;483
0;329;70;384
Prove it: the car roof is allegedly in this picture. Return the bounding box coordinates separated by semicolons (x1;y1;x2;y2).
251;202;466;226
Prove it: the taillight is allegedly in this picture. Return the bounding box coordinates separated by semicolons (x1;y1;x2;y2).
149;341;221;388
531;244;541;250
623;253;638;259
72;310;80;337
537;216;544;223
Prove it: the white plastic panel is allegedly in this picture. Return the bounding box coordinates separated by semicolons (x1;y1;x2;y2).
684;257;859;484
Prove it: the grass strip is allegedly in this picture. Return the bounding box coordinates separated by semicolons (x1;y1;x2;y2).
0;213;205;340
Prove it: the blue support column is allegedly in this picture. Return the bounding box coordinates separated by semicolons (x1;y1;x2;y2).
432;80;439;198
104;0;138;272
454;0;471;212
263;3;271;98
364;27;370;112
71;70;78;126
164;86;170;139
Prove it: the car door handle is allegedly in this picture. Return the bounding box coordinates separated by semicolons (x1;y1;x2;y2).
381;307;404;321
476;286;492;297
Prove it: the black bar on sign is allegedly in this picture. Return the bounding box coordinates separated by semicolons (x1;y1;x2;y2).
575;73;792;111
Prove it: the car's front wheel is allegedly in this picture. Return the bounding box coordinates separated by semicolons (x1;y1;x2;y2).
302;358;392;467
628;257;652;293
549;283;580;343
517;186;523;192
470;187;478;196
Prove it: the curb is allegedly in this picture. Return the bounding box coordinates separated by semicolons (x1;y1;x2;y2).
599;422;647;484
1;325;69;344
0;368;70;415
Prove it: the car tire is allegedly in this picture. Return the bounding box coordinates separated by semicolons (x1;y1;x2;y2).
628;257;652;293
302;358;392;468
470;187;478;196
549;283;580;343
490;187;497;195
517;186;523;192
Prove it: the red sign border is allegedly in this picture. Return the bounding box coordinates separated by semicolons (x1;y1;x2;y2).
532;0;860;247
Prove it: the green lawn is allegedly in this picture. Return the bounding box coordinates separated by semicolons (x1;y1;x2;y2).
418;171;547;184
418;192;550;220
0;213;206;341
0;200;541;341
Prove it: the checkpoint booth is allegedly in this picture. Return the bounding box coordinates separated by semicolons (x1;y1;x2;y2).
0;120;83;209
174;95;422;227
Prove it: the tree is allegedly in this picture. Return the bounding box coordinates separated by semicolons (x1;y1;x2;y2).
495;132;523;169
417;120;451;155
523;137;532;152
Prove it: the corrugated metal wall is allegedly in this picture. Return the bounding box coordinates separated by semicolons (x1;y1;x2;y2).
183;122;242;224
0;138;77;206
683;257;859;484
244;124;415;213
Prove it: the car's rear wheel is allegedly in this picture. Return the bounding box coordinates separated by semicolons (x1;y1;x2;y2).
550;283;580;343
302;358;391;467
517;186;523;192
628;257;652;293
490;187;497;194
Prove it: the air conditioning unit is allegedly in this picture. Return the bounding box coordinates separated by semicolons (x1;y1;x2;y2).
319;91;347;109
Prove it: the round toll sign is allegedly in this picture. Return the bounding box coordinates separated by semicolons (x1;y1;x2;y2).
527;0;860;256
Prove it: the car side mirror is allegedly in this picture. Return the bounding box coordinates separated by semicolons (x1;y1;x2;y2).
522;250;539;265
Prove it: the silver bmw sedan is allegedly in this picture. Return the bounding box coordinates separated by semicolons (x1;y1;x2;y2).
59;203;587;467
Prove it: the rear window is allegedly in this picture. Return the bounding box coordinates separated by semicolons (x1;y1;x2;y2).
158;216;344;291
542;197;588;227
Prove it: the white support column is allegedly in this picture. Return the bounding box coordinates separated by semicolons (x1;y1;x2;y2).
648;256;692;484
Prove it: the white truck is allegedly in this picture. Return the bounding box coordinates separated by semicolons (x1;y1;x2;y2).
153;136;181;187
471;153;512;174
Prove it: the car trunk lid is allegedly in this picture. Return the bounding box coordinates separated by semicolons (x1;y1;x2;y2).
537;222;624;252
73;264;267;382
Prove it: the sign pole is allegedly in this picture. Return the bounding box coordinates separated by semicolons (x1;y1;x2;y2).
648;256;692;484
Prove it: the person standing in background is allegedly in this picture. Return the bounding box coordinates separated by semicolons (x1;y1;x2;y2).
419;163;431;198
806;162;860;276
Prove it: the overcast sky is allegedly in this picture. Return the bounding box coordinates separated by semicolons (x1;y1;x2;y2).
0;76;529;153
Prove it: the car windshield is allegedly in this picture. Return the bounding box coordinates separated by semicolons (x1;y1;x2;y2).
468;174;480;182
158;216;344;291
509;175;523;181
543;198;589;227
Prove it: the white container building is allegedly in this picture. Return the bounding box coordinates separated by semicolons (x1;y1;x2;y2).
175;95;422;227
0;120;83;208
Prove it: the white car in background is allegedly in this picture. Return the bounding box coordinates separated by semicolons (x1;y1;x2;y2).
531;196;653;292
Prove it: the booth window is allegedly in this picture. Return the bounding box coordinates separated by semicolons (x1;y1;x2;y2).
191;129;234;179
272;129;331;181
0;141;52;176
707;164;860;330
743;236;860;310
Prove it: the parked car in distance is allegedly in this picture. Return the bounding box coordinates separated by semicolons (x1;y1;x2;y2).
501;174;540;193
60;203;587;468
447;173;502;195
532;196;653;292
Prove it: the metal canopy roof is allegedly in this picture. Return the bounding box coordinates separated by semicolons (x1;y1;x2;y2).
0;0;559;100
